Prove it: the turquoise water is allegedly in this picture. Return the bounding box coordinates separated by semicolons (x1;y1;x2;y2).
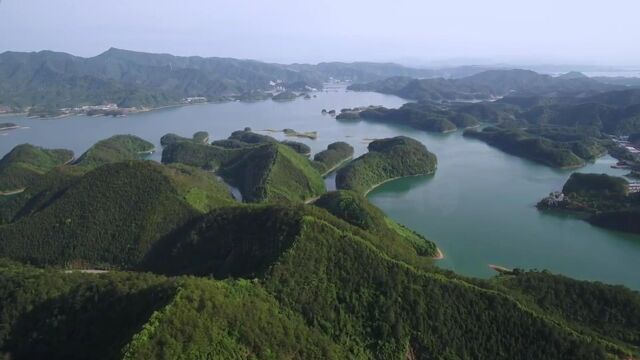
1;87;639;289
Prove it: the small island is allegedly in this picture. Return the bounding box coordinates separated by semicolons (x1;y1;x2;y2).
335;103;480;133
0;123;21;131
311;142;354;175
272;91;298;101
463;127;607;168
336;136;437;194
160;131;210;147
537;173;640;234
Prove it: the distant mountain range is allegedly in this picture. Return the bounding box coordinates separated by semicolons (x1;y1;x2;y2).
0;48;474;113
348;69;632;102
2;48;639;116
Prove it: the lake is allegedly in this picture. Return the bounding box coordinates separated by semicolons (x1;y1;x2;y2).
1;87;639;289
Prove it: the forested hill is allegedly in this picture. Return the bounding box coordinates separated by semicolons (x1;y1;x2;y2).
348;69;626;101
0;48;452;112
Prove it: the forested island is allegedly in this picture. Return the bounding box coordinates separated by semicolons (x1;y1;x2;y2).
537;173;640;234
336;136;437;194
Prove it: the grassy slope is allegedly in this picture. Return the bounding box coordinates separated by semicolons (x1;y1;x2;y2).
0;144;74;192
0;161;234;268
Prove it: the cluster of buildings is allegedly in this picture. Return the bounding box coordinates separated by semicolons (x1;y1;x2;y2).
181;97;207;104
58;103;120;115
0;105;12;114
613;136;640;155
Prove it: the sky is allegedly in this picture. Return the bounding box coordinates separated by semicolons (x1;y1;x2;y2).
0;0;639;66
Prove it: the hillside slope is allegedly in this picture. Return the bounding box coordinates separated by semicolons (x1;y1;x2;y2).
0;144;73;192
0;161;234;268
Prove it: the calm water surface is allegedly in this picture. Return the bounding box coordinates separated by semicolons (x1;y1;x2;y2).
1;87;639;288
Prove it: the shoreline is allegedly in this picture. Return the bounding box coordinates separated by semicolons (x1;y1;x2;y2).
432;247;444;260
363;172;434;197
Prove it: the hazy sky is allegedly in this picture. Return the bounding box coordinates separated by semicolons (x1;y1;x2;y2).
1;0;638;66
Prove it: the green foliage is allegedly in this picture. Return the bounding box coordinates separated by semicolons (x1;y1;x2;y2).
141;205;304;277
313;190;438;257
563;173;629;197
312;142;354;175
0;161;234;268
497;270;640;349
74;135;155;168
0;144;73;192
336;136;437;194
192;131;209;144
464;127;587;168
0;165;87;224
162;141;249;170
360;105;457;133
281;140;311;155
161;131;210;147
264;216;614;359
220;143;325;203
0;261;177;360
122;278;346;360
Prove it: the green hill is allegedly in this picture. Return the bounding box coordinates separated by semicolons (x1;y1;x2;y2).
136;204;639;358
464;127;587;168
218;143;325;202
162;131;325;203
74;135;155;168
160;131;210;147
538;173;640;234
312;142;354;175
0;144;73;192
1;200;639;358
281;140;311;156
497;270;640;350
313;190;438;257
336;136;437;194
563;173;629;197
0;161;234;268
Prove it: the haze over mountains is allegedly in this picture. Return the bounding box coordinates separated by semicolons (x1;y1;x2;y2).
2;48;639;116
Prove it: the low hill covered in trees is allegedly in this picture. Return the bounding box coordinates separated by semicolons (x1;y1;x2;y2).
162;129;326;202
336;136;437;194
537;173;640;234
0;144;73;193
0;161;234;268
74;135;155;168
